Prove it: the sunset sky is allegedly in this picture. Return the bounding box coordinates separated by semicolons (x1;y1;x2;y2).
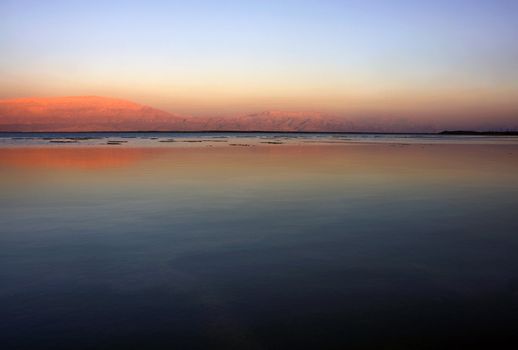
1;0;517;127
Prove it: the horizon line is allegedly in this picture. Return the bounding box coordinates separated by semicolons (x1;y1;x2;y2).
2;130;518;136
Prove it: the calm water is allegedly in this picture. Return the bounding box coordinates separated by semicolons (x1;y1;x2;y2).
1;133;518;349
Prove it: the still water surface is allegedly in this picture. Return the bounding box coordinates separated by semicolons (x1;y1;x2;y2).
1;133;518;349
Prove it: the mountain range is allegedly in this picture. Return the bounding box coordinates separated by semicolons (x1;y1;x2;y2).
0;96;429;132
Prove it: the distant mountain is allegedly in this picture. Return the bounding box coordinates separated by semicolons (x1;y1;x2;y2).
0;96;201;132
201;111;352;132
0;96;430;132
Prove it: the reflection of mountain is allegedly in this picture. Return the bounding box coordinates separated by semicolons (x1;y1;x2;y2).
0;147;165;170
0;96;428;132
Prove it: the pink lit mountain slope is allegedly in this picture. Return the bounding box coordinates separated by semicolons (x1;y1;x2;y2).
0;96;203;132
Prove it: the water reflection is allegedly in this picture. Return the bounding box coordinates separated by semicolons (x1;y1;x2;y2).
1;141;518;349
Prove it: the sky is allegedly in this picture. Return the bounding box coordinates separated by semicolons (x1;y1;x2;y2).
1;0;518;127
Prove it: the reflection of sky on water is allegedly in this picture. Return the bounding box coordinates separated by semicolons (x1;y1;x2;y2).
1;137;518;349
